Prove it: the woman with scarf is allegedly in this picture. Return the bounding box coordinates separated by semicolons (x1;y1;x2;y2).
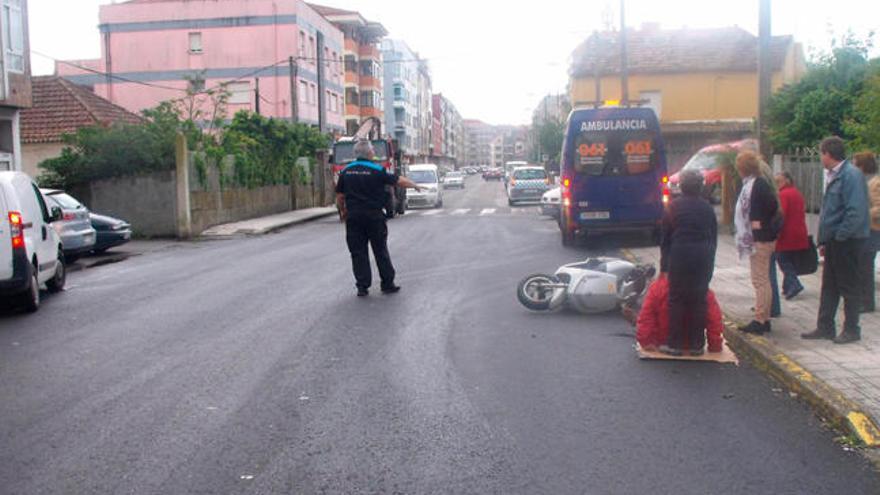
736;151;781;334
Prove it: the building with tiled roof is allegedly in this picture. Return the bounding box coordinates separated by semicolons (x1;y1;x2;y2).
569;25;806;170
21;76;143;178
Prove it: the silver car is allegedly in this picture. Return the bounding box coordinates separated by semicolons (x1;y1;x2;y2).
41;189;97;261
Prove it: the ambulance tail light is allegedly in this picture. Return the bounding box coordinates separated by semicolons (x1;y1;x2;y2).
661;175;670;205
562;177;572;208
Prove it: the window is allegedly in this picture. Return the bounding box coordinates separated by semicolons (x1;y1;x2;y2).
227;82;251;104
308;36;315;61
188;32;202;53
299;31;306;57
345;88;358;107
326;91;331;111
299;80;308;103
188;77;205;93
344;55;357;73
640;91;662;119
3;0;23;72
324;47;330;68
310;83;316;105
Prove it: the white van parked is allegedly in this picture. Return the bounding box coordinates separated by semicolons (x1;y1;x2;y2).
406;164;443;208
0;171;66;312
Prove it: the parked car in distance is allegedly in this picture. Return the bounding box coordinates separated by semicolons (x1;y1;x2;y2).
1;172;66;312
406;164;443;208
90;212;132;253
41;189;96;262
669;139;757;204
541;187;561;218
507;166;551;205
442;171;465;189
482;168;503;181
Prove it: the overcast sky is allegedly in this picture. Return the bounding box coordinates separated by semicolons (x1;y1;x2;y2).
29;0;879;125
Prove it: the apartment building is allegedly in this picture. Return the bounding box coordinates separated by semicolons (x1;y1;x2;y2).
431;93;463;166
382;39;433;160
462;119;495;168
57;0;345;131
309;4;386;136
0;0;31;172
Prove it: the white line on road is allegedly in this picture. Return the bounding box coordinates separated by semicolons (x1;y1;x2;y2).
451;209;470;215
420;209;442;216
479;208;496;216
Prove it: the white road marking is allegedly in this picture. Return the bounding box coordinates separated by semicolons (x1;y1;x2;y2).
420;209;442;216
479;208;496;216
451;208;470;215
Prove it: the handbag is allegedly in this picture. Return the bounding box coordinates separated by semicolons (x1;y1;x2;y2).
791;235;819;275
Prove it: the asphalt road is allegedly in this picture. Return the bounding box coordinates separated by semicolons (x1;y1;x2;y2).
1;175;878;494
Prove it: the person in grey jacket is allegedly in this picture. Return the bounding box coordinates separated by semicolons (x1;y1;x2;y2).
802;137;871;344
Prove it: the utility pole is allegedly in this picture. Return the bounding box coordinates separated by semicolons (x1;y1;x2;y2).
316;31;326;133
289;56;298;124
757;0;772;160
254;77;261;115
619;0;629;105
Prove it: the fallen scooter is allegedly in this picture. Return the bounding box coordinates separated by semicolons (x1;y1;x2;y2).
516;257;656;314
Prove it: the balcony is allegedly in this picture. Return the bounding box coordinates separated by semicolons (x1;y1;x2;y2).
358;44;380;60
359;75;381;90
344;38;359;55
345;104;361;117
360;106;383;119
345;71;359;86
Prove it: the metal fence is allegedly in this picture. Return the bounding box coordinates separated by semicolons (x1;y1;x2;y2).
779;148;824;213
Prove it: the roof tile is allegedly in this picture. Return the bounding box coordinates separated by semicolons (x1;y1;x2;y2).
571;27;793;77
21;76;144;144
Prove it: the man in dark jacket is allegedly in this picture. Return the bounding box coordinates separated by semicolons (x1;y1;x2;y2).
336;140;421;297
660;169;718;355
802;137;871;344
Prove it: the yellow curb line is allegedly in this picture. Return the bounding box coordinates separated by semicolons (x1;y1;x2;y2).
723;318;880;448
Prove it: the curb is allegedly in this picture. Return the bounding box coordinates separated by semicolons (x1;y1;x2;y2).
620;248;880;448
200;209;339;238
721;318;880;448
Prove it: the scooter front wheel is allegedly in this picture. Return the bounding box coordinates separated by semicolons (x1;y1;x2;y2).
517;274;562;311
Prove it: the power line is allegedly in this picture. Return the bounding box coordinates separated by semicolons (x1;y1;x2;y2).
32;49;189;92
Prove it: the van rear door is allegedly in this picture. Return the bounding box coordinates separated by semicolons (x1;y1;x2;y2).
566;109;666;226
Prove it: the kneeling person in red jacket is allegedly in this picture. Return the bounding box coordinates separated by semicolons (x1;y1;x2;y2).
636;273;724;354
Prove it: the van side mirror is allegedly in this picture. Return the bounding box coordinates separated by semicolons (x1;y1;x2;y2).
50;206;63;222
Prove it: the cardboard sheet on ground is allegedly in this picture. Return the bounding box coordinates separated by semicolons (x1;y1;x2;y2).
636;339;739;364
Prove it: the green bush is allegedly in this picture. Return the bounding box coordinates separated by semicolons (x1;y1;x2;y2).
38;99;330;190
38;103;180;189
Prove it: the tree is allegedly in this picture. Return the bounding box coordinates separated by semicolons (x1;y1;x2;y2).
846;61;880;152
766;32;875;151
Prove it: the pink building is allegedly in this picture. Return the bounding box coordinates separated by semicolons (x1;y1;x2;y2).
56;0;345;131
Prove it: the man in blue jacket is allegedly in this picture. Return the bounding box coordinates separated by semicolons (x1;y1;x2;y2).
802;137;871;344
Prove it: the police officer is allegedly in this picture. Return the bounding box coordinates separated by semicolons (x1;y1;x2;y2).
336;139;421;297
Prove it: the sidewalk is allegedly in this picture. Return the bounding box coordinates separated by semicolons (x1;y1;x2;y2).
628;230;880;447
199;207;338;238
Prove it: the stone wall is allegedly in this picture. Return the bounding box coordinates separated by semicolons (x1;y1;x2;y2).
190;185;293;236
81;170;178;238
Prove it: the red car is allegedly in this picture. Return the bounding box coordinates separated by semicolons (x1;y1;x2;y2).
482;168;503;181
669;139;757;204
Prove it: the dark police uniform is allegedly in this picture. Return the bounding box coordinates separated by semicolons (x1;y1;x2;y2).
336;160;399;291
